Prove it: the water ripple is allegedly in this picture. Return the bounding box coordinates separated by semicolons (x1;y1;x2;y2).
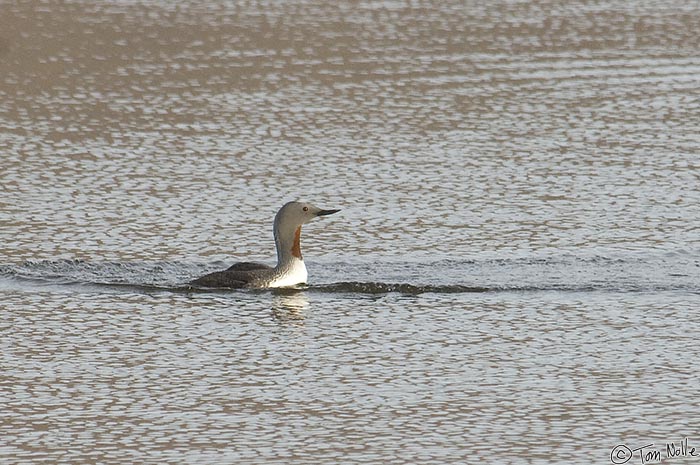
3;0;700;463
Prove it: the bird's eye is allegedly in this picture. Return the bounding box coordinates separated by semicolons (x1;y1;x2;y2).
303;206;309;212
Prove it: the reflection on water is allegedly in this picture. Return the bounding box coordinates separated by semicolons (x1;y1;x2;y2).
271;290;309;322
2;0;700;464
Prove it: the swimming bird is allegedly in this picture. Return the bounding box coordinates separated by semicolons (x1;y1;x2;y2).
191;201;340;288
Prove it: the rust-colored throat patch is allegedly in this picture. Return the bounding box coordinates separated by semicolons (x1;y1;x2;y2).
291;226;303;259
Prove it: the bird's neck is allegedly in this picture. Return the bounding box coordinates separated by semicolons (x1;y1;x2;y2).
275;225;304;269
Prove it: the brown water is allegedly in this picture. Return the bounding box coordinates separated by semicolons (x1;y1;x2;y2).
2;1;700;464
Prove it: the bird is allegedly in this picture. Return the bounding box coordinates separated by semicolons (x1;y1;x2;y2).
191;201;340;288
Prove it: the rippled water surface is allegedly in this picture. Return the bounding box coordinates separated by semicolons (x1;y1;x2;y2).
2;1;700;463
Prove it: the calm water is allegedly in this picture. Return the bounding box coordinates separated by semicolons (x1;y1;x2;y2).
2;1;700;463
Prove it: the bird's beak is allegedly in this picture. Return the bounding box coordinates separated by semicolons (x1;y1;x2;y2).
316;209;340;216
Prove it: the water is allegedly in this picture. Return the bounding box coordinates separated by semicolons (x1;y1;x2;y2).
2;0;700;463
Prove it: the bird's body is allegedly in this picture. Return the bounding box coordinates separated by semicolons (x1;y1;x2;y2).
191;201;339;289
192;259;306;288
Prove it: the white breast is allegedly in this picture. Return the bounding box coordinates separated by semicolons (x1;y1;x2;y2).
268;260;308;288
